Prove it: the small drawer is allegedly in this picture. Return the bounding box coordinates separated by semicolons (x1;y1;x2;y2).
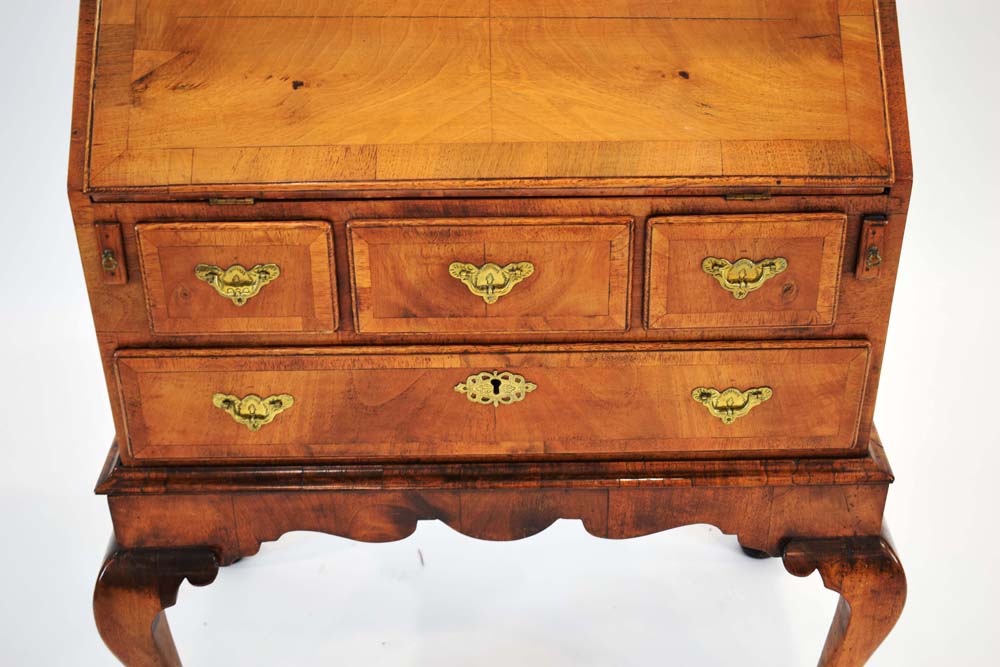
115;341;869;463
645;213;847;330
136;221;337;335
347;217;632;334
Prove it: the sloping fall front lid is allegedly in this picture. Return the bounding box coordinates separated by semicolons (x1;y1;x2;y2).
86;0;893;195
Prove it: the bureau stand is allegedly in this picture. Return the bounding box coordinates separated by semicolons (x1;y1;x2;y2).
70;1;913;665
94;439;904;667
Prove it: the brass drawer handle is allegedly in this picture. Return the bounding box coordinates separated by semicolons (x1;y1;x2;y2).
448;261;534;304
455;370;537;406
702;257;788;299
212;393;294;431
194;263;281;306
692;386;773;424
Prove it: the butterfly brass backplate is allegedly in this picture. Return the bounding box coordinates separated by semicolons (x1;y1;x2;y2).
701;257;788;299
194;263;281;306
448;261;534;304
691;386;773;424
212;393;295;431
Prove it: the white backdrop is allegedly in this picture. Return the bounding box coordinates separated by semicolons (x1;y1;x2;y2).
1;2;997;665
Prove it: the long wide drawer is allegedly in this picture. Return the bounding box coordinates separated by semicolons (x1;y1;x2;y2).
115;341;870;463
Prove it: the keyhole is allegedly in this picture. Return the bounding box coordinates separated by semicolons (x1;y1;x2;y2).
490;378;502;395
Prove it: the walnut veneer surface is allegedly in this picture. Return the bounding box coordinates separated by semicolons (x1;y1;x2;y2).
70;1;912;665
89;0;892;194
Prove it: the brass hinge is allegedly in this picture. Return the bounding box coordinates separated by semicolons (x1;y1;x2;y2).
208;197;256;206
725;192;772;202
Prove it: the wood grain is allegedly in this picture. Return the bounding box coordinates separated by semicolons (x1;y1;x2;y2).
491;0;838;19
86;0;892;193
114;342;870;463
349;217;631;333
96;434;896;496
489;17;849;143
784;530;906;666
93;540;218;667
69;2;914;664
75;193;908;462
95;470;894;663
101;434;894;560
135;221;338;335
646;213;847;330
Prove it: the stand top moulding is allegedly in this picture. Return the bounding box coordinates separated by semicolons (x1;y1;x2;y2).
76;0;905;201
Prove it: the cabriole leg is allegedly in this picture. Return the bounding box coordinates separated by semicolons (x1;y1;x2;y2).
93;539;219;667
783;530;906;667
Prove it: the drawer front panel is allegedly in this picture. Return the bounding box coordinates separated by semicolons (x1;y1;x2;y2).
136;221;338;335
116;342;869;463
645;213;847;330
348;217;632;334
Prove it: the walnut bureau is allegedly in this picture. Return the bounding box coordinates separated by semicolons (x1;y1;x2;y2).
69;1;912;665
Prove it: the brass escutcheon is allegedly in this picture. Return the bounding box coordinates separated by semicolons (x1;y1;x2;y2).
212;393;294;431
691;386;773;424
702;257;788;299
455;370;537;407
448;261;534;304
194;263;281;306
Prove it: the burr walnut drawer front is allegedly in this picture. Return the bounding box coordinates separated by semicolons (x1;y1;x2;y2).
645;213;847;330
114;341;869;463
347;217;632;334
135;221;338;335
